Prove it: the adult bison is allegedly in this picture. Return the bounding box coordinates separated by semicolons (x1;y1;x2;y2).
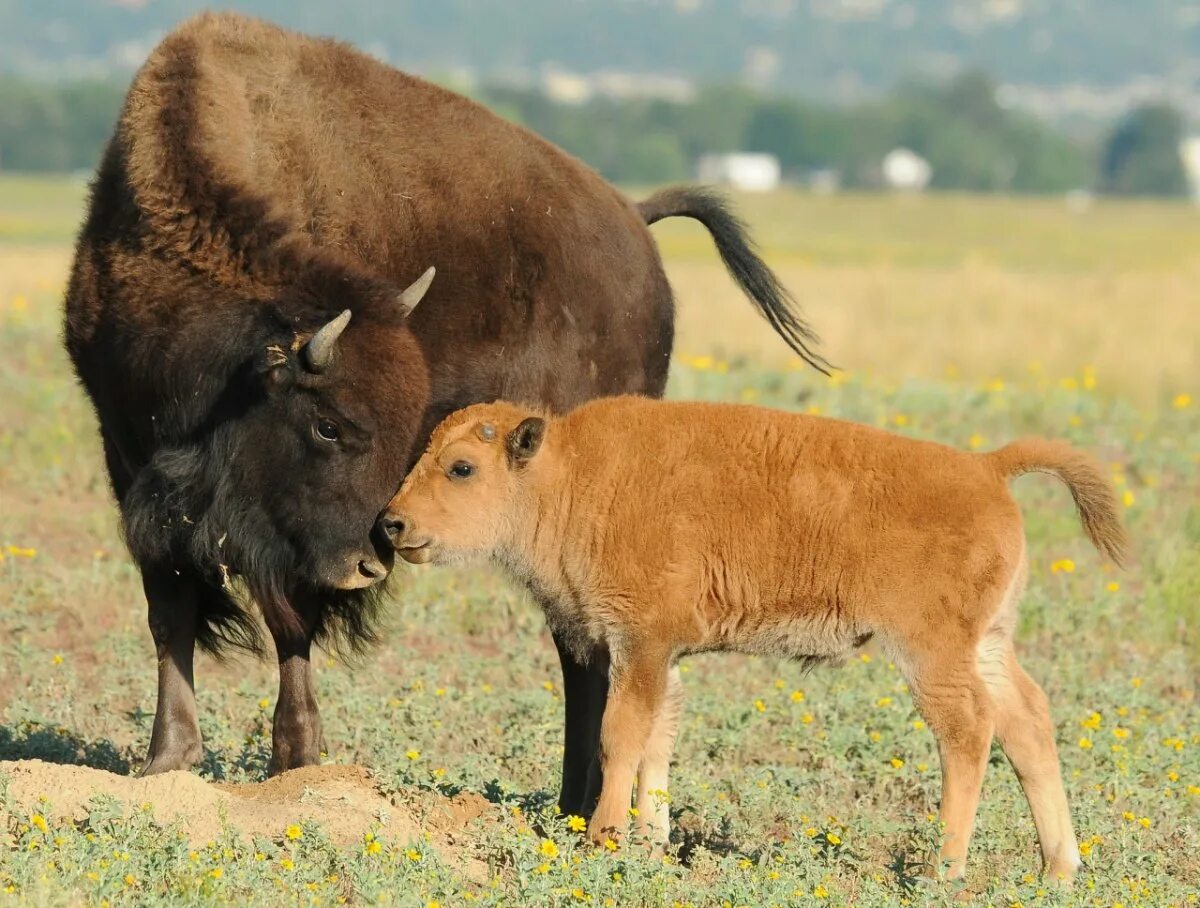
64;12;827;809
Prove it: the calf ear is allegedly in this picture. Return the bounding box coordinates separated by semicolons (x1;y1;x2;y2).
506;417;545;465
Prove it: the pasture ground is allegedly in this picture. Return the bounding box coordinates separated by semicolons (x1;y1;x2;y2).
0;175;1197;905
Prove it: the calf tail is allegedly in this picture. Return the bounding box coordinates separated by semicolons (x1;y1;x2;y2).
637;185;831;374
989;438;1129;566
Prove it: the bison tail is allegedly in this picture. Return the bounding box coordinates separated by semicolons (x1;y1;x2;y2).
989;438;1130;567
637;185;831;374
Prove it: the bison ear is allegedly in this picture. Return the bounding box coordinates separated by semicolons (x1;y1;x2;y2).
396;266;435;317
260;344;294;392
506;417;545;465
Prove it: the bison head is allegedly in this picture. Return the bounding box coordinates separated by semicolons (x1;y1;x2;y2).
122;267;435;632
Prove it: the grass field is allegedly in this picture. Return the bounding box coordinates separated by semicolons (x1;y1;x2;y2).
1;174;1197;905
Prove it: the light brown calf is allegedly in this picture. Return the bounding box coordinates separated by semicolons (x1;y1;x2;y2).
382;396;1127;883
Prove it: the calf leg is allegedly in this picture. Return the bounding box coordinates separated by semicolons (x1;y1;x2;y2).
554;633;608;817
634;664;684;849
267;596;325;776
588;647;669;847
987;645;1080;883
904;651;995;880
140;565;203;775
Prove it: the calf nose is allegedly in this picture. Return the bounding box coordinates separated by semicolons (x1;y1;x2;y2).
377;513;406;545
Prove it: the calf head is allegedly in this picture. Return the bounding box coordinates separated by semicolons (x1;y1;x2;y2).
380;402;546;566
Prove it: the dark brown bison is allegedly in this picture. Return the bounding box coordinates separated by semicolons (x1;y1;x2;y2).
63;12;826;808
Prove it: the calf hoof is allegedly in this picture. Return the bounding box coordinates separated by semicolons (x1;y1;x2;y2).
1045;856;1079;887
139;740;202;776
587;818;625;850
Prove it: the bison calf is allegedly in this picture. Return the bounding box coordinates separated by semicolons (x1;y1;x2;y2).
382;396;1126;882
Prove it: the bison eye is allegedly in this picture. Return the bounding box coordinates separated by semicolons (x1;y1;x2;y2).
315;418;341;442
448;461;474;480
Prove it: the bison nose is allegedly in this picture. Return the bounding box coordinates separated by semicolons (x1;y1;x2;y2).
377;514;406;546
357;558;387;581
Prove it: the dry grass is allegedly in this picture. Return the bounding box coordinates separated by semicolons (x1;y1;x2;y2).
652;190;1199;405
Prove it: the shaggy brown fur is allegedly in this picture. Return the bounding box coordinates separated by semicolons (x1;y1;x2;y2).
383;397;1127;882
63;12;824;789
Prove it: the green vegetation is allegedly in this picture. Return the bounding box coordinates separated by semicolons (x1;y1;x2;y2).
3;69;1188;196
1101;104;1191;198
1;185;1198;904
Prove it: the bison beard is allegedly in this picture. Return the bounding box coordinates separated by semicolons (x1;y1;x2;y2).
122;426;391;657
65;12;827;802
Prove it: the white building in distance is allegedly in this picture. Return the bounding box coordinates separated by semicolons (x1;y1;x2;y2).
1179;137;1200;202
696;153;782;192
882;147;933;191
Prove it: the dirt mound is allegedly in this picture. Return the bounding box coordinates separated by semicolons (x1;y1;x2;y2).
0;759;493;859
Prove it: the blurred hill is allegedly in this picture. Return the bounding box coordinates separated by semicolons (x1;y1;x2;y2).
3;1;1199;126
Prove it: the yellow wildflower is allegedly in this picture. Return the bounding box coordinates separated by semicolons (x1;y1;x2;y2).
790;690;805;702
1173;393;1192;410
280;858;294;871
406;749;420;760
1079;737;1093;750
31;815;48;833
890;758;904;769
1050;559;1075;574
566;815;587;832
284;824;302;840
539;839;559;859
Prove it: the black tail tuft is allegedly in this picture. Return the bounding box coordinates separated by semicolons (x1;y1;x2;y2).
638;185;832;375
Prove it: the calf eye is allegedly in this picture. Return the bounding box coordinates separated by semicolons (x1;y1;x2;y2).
315;418;341;442
448;461;474;479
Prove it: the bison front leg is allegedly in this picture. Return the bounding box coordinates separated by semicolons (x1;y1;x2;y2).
267;597;324;776
554;633;608;817
140;565;203;775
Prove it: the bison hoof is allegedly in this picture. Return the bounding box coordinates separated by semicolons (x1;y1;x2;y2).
139;741;202;776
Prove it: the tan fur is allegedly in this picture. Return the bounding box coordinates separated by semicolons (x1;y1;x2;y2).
384;396;1127;882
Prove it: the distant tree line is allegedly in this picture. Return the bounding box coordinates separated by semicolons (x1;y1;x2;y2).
0;70;1190;197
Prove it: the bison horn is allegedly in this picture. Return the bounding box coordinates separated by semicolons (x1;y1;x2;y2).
397;266;435;316
303;309;352;373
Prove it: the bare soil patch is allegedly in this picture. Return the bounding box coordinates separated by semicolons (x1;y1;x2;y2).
0;760;496;861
